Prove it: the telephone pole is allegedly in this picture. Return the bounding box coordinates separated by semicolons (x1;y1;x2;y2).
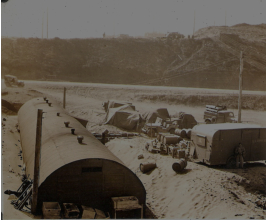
42;12;44;39
225;11;227;26
47;8;48;38
193;10;196;36
238;51;243;123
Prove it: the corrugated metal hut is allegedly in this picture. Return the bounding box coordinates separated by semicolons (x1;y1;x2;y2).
18;97;146;211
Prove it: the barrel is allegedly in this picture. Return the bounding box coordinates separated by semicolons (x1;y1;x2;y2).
186;129;192;139
172;159;187;172
181;129;188;138
140;162;156;173
163;136;182;145
175;129;186;138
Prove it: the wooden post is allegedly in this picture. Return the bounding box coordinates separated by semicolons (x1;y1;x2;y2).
31;109;43;214
238;51;243;123
141;204;143;219
63;87;66;109
102;132;106;145
150;122;152;137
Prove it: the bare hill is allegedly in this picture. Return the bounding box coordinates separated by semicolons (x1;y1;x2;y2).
194;23;266;42
1;24;266;90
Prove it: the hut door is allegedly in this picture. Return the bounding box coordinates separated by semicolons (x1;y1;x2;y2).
57;175;81;203
104;174;125;197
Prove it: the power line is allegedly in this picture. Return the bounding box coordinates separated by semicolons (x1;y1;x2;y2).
131;56;237;85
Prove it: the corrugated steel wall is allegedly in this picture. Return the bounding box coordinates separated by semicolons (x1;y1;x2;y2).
18;97;146;210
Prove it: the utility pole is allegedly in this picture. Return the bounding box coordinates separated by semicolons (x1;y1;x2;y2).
193;10;196;36
238;51;243;123
42;12;43;39
31;109;43;214
47;8;48;39
63;87;66;109
225;11;227;26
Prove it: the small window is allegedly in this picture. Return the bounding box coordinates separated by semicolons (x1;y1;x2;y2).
82;167;102;173
197;134;206;148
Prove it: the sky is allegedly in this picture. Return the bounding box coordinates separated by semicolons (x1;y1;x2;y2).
1;0;266;39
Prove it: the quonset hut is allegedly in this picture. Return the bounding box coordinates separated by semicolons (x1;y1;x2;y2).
18;97;146;212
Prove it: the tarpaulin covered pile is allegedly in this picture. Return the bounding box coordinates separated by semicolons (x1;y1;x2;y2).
103;100;135;112
142;108;170;123
105;104;142;130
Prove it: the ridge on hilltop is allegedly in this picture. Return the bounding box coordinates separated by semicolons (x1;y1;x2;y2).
1;24;266;90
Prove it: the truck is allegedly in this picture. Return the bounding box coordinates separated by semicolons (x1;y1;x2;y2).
190;123;266;168
204;105;236;124
4;75;24;87
142;113;197;137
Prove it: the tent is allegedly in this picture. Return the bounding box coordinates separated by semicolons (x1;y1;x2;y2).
105;105;143;130
142;108;170;123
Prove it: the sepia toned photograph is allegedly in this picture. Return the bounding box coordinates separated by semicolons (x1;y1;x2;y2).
1;0;266;219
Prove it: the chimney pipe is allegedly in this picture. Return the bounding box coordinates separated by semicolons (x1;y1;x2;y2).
71;129;75;135
77;136;84;144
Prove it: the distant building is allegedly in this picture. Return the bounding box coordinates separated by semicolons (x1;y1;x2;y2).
105;35;116;38
145;31;166;38
119;34;130;39
166;32;185;39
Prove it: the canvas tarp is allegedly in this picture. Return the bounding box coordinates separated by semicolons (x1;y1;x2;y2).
105;104;142;130
179;114;198;129
103;100;135;112
142;108;170;123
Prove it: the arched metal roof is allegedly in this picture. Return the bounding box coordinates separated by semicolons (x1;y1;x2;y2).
192;123;263;137
18;97;124;186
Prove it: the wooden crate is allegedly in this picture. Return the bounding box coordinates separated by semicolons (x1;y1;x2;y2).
95;208;107;219
42;202;61;219
62;203;80;219
111;196;143;219
81;206;95;219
